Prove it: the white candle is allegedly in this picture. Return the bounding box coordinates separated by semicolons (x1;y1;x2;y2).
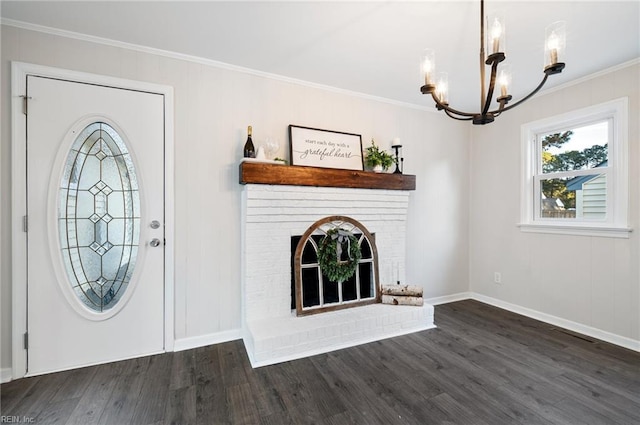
547;31;560;64
422;59;433;85
491;18;502;53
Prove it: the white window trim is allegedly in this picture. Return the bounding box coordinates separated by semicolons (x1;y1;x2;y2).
519;98;631;238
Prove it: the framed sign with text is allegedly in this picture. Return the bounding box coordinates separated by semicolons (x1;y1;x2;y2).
288;125;364;171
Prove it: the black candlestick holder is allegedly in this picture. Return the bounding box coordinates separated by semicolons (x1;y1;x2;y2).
391;144;403;174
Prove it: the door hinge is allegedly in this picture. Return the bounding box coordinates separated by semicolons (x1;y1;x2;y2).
23;215;28;232
23;332;29;350
20;95;32;115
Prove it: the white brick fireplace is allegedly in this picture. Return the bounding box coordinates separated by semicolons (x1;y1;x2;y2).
241;183;435;367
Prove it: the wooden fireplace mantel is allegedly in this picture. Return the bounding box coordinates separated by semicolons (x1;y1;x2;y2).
239;161;416;190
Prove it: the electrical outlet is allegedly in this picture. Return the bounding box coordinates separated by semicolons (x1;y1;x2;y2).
494;272;502;284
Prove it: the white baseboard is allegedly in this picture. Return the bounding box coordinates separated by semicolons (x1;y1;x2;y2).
424;292;472;306
469;292;640;352
3;331;243;381
1;367;13;383
173;329;242;352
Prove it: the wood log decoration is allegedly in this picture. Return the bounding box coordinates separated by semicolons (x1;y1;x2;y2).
381;284;424;306
381;284;423;297
381;295;424;306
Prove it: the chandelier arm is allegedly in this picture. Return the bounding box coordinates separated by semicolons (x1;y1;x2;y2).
481;60;501;116
429;91;476;118
493;92;511;115
444;109;474;121
489;73;550;115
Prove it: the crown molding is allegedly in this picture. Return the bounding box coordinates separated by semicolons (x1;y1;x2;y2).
1;18;434;113
3;18;638;113
537;57;640;97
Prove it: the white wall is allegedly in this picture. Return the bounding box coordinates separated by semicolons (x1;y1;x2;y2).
0;24;470;373
469;63;640;345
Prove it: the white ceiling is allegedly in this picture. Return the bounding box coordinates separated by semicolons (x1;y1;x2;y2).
2;1;639;111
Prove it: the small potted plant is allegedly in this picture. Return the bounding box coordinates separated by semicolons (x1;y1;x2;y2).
364;139;395;172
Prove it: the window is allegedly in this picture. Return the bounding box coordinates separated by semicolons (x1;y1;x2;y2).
59;122;141;311
520;98;630;238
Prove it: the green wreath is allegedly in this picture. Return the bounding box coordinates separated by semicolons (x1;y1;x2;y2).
317;228;362;283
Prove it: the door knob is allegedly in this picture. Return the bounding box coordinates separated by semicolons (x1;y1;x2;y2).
149;238;162;247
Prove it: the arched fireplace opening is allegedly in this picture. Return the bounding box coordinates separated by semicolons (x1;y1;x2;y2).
292;216;380;316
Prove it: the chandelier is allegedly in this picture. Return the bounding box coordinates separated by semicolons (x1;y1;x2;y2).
420;0;566;125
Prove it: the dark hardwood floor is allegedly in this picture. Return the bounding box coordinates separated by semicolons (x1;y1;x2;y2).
2;300;639;424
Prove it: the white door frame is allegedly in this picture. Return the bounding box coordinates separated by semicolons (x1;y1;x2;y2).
11;62;175;379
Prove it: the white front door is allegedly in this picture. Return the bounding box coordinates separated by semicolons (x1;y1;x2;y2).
26;75;165;375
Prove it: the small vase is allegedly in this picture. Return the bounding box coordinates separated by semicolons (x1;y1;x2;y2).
372;164;383;173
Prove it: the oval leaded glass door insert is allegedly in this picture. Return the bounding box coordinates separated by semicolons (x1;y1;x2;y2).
58;122;140;312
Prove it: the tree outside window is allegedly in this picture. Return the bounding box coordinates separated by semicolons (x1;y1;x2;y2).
539;126;608;218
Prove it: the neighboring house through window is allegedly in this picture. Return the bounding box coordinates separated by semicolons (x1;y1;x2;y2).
566;160;608;219
520;98;630;238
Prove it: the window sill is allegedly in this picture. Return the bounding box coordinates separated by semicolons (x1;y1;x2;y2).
518;223;632;238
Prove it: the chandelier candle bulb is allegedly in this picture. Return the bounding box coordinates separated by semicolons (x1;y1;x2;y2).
487;11;505;55
421;48;435;86
545;21;566;68
498;65;511;97
490;17;502;53
436;72;449;104
548;32;559;64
